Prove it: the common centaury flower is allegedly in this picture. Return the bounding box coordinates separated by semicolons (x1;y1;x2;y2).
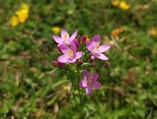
58;43;83;63
79;70;101;95
86;34;110;60
53;29;78;46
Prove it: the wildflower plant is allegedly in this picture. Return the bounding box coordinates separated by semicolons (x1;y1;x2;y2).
52;28;110;98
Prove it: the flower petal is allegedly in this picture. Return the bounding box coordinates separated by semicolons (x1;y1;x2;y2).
92;73;99;81
86;86;92;95
70;30;77;41
71;43;76;53
93;81;101;89
86;40;93;51
52;35;63;44
68;58;76;63
61;29;69;40
58;55;68;63
71;39;79;49
97;53;108;60
98;45;110;53
75;52;83;59
59;44;69;54
92;34;100;46
82;70;90;79
91;52;100;58
79;79;87;88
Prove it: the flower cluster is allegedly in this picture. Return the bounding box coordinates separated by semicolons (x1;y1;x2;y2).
52;29;110;95
10;3;30;27
112;0;130;10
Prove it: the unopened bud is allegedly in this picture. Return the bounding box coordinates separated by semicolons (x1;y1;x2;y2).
77;36;81;43
89;58;94;63
52;61;64;67
81;35;86;42
52;61;58;67
78;60;83;65
66;92;70;97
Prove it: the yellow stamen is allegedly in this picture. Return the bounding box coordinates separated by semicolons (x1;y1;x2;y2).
95;42;99;48
68;49;74;58
97;48;100;52
63;34;68;40
92;49;97;53
87;78;92;87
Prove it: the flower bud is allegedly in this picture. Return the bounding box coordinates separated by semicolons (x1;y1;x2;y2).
89;58;94;63
78;60;83;65
66;92;70;97
52;61;65;67
77;36;81;43
81;35;86;42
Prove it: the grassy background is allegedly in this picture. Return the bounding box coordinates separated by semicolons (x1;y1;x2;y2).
0;0;157;118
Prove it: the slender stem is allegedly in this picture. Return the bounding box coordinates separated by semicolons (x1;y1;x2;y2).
76;64;81;104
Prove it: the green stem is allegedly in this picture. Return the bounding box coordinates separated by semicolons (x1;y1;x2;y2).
76;63;82;104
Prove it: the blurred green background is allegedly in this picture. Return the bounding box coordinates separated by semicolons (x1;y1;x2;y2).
0;0;157;118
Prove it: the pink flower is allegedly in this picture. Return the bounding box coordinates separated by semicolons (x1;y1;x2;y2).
52;28;78;46
58;43;83;63
86;34;110;60
79;70;101;95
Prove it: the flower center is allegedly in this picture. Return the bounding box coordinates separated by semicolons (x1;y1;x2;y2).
87;78;93;87
63;34;68;40
95;42;99;48
64;40;70;45
68;49;74;58
92;48;98;53
63;34;70;45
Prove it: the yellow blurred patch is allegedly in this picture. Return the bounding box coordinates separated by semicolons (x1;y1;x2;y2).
148;28;157;37
10;16;19;27
119;1;130;10
63;85;69;91
85;36;90;42
21;3;30;10
15;8;29;23
10;3;29;26
112;0;120;7
52;26;60;34
62;83;71;92
111;28;123;38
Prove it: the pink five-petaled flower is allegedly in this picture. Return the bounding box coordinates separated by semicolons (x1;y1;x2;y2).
86;34;110;60
79;70;101;95
58;43;83;63
52;28;78;46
